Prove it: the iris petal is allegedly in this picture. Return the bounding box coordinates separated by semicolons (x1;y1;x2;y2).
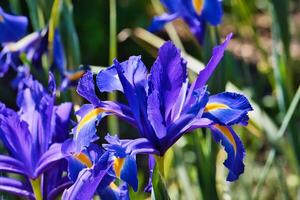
0;7;28;43
203;92;253;126
210;125;245;181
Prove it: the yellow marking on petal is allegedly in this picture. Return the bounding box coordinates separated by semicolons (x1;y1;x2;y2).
0;15;4;23
214;125;237;152
205;103;229;112
67;70;86;81
76;108;105;134
110;182;119;190
74;152;93;168
113;158;125;178
193;0;204;15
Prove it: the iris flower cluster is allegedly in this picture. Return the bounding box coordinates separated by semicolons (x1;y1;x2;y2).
0;4;253;200
67;33;252;197
0;7;87;88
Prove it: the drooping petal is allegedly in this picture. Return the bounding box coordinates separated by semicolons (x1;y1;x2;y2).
73;106;108;150
113;155;138;192
0;7;28;43
0;177;34;199
62;152;112;200
202;0;223;25
210;125;245;181
203;92;253;126
0;155;28;176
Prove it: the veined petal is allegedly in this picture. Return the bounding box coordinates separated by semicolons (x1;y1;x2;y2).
73;106;107;150
52;102;73;143
0;177;34;199
77;71;101;105
203;92;253;126
210;125;245;181
202;0;223;25
35;143;66;178
0;155;28;176
0;109;32;169
148;41;187;124
62;152;112;200
0;7;28;43
96;56;147;93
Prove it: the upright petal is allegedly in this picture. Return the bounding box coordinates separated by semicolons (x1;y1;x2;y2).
148;41;187;124
210;125;245;181
0;7;28;43
77;71;101;106
96;56;148;94
35;143;67;178
52;102;73;143
0;109;32;171
203;92;253;126
17;76;54;155
186;33;232;105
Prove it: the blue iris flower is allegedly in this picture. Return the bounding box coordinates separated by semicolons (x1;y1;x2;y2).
149;0;223;43
73;33;252;193
0;7;28;43
0;74;73;199
61;135;133;200
0;28;66;79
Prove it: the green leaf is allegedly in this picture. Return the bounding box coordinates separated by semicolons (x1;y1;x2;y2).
151;165;170;200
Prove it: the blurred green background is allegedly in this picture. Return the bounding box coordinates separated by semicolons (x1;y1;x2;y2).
0;0;300;199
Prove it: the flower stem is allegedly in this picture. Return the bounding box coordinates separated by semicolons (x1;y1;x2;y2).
155;155;165;178
30;177;42;200
108;0;119;134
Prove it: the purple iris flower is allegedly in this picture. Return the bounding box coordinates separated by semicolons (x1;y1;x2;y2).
149;0;223;43
61;136;132;199
0;28;65;78
0;7;28;43
0;74;73;199
73;33;252;190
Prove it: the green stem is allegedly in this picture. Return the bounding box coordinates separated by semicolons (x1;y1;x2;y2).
108;0;119;134
155;155;165;178
30;178;42;200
